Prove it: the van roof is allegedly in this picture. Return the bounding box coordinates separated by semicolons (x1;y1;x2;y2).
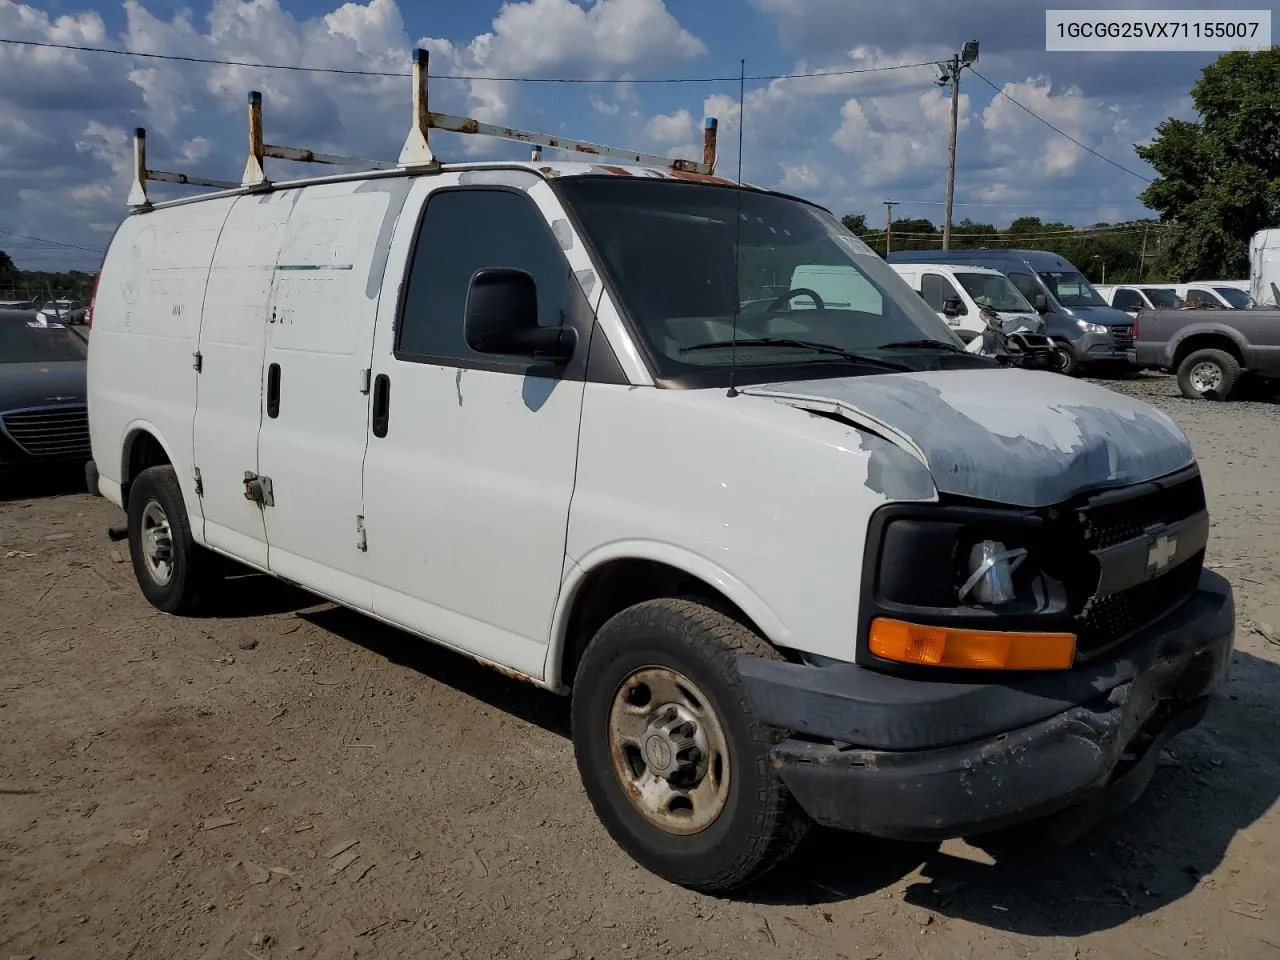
888;263;1007;275
886;248;1084;271
138;160;760;213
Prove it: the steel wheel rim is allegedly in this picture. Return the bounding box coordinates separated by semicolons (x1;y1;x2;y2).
1055;345;1073;371
140;500;175;586
607;666;731;836
1190;361;1223;394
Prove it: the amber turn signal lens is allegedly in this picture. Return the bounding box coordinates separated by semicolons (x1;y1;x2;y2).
869;618;1076;670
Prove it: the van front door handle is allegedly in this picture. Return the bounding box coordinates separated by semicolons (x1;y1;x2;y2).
266;362;281;419
371;373;390;438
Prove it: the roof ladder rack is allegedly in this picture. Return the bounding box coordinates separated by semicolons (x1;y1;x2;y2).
127;47;719;209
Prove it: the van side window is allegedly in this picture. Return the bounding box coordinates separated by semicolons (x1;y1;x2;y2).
920;273;961;312
397;188;568;362
1112;288;1144;311
1008;272;1041;303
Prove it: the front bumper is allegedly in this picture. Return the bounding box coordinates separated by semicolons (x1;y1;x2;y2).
1075;331;1136;366
738;571;1234;841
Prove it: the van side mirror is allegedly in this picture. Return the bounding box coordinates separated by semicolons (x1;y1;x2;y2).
1032;293;1049;313
942;297;965;318
463;268;576;361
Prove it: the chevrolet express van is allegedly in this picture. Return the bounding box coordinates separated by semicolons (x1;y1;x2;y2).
888;249;1138;375
85;93;1234;892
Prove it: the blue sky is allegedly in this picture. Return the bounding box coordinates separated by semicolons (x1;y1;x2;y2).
0;0;1239;272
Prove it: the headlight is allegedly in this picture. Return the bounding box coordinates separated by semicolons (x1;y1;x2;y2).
1075;319;1108;334
958;540;1028;604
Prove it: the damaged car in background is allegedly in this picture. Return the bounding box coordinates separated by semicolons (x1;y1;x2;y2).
86;81;1235;893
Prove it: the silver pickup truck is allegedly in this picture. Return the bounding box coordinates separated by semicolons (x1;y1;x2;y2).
1134;306;1280;400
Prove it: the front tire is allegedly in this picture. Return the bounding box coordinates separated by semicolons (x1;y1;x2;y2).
1176;348;1239;401
1053;341;1080;376
126;465;215;614
571;598;809;892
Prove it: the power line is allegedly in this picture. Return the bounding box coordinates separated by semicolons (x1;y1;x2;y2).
864;225;1165;241
969;68;1154;184
0;228;105;253
891;198;1147;210
0;37;936;84
865;222;1165;237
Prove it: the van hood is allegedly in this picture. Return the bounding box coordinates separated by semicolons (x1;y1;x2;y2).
740;369;1193;507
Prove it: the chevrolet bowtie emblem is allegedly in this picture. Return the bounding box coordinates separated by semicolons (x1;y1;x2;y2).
1147;534;1177;571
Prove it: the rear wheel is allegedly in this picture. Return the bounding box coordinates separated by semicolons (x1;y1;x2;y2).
571;598;809;892
127;465;216;614
1176;348;1240;401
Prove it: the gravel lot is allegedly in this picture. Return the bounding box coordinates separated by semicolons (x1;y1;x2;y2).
2;372;1278;960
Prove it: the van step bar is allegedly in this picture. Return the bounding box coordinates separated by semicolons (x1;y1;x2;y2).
128;48;719;209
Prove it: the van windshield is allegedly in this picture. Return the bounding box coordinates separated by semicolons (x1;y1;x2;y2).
1037;270;1106;307
557;178;959;377
953;272;1033;312
1145;288;1180;308
1213;287;1251;308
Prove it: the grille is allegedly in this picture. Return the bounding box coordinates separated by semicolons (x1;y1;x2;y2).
1;405;91;459
1078;470;1206;550
1111;325;1134;349
1077;552;1204;658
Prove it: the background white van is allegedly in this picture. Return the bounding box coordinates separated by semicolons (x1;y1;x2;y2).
890;263;1041;341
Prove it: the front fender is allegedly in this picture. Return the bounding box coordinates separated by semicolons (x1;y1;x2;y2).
1168;323;1249;363
543;540;789;691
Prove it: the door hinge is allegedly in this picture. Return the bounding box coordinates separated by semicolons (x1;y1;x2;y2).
242;471;274;507
192;351;203;372
193;467;203;497
359;368;371;395
356;515;367;552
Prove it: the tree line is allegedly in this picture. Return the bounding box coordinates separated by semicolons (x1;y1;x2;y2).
840;214;1173;284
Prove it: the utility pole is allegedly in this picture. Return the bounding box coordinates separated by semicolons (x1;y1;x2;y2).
1138;223;1149;280
938;40;979;251
884;200;898;257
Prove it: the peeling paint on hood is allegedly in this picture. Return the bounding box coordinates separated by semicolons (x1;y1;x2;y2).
742;369;1194;507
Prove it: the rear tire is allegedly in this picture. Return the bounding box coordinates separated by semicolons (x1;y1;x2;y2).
126;465;216;614
1176;348;1239;401
571;598;809;892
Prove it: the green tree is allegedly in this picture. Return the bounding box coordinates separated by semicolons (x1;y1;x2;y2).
1136;48;1280;279
840;213;868;235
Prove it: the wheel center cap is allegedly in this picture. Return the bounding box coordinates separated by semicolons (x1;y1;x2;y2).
644;734;673;772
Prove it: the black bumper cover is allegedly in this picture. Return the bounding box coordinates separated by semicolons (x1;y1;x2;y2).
738;571;1234;841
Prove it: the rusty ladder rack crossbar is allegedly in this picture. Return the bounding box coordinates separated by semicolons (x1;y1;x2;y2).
128;47;720;209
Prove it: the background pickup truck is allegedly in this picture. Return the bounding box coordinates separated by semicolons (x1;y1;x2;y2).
1134;306;1280;400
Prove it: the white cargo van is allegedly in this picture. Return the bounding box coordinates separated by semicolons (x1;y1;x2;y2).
85;57;1235;893
890;263;1042;341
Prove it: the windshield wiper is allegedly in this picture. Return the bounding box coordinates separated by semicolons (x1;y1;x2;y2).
877;338;967;353
680;337;912;372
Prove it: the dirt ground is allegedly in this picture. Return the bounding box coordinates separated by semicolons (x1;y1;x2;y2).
2;372;1279;960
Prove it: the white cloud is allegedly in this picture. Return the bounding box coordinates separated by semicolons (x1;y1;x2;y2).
645;108;696;144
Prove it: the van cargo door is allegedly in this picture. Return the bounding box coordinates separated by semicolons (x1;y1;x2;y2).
192;191;293;568
254;179;409;609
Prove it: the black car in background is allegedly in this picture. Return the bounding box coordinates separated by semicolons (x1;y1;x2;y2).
0;309;91;472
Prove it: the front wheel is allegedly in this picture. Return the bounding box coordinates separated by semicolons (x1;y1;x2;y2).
1053;341;1080;376
571;598;809;892
1176;348;1240;401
